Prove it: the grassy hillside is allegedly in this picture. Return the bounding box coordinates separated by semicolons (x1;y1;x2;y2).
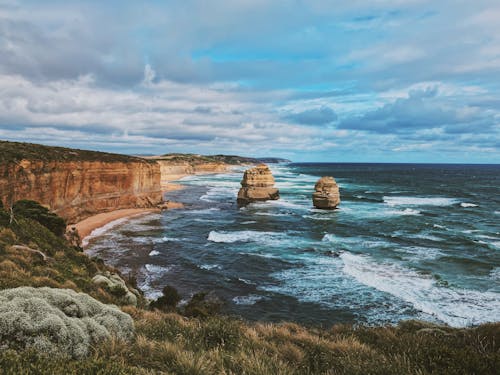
0;140;156;164
0;202;498;374
154;153;291;165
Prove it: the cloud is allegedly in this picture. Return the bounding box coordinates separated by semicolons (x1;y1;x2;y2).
0;0;498;162
284;106;337;125
338;86;498;136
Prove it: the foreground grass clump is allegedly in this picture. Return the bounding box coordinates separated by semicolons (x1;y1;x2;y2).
0;287;134;359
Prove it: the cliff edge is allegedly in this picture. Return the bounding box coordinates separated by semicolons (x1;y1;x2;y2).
0;140;162;224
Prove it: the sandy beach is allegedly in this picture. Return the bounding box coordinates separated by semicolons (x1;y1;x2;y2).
73;208;160;246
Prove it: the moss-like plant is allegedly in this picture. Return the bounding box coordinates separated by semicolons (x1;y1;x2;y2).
0;287;135;359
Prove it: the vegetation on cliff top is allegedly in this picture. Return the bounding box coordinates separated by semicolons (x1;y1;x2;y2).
154;153;290;165
0;140;157;164
0;202;498;374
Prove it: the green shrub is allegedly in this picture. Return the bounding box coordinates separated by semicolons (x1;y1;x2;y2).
12;200;66;236
0;287;135;359
150;285;181;311
183;292;223;318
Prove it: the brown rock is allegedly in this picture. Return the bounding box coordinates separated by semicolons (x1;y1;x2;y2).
312;176;340;209
0;159;162;224
237;164;279;205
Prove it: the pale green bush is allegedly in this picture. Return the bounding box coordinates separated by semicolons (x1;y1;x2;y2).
0;287;134;359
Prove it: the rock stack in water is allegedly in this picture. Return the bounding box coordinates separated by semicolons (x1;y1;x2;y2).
312;176;340;209
237;164;279;205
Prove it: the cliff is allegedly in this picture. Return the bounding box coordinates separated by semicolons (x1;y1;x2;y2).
150;153;290;190
0;141;162;224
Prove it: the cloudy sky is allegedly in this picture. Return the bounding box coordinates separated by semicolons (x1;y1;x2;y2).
1;0;499;162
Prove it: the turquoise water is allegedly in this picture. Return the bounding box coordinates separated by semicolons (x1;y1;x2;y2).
86;163;500;327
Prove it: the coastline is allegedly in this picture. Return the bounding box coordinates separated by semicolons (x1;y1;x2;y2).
74;208;160;247
76;168;238;248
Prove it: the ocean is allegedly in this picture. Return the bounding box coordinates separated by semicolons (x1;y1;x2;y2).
85;163;500;327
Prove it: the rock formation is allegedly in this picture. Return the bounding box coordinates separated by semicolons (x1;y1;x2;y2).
312;176;340;209
0;141;162;224
237;164;279;205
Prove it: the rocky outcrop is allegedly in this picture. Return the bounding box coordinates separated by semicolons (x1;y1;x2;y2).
237;164;279;205
312;177;340;209
0;141;162;224
92;272;140;306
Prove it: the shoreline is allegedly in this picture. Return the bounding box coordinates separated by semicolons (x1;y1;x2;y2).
73;208;160;247
76;168;239;248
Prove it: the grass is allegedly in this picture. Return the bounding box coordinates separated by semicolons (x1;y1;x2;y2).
0;202;498;374
0;140;156;164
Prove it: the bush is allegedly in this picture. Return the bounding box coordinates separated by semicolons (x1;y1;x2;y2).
183;292;223;318
0;287;135;359
150;285;181;311
12;200;66;236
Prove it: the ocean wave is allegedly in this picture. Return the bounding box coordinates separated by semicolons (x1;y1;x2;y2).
254;212;290;217
149;250;160;256
460;202;478;208
207;230;281;243
302;214;333;221
137;264;173;299
82;217;130;247
490;268;500;281
199;264;222;270
232;295;264;305
383;196;459;207
341;252;500;327
135;236;181;244
387;208;421;216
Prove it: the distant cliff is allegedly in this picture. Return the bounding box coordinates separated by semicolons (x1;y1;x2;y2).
0;141;162;224
149;153;290;189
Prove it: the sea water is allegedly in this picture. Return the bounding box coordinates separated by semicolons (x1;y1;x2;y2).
86;163;500;327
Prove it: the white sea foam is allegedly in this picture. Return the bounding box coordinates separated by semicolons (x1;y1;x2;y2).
138;264;173;298
199;264;222;270
207;230;282;244
387;208;421;216
397;246;444;261
232;295;263;305
341;252;500;327
254;212;290;217
82;217;130;247
145;264;172;274
433;224;448;230
490;268;500;281
149;250;160;256
384;196;459;207
460;202;478;208
302;214;333;221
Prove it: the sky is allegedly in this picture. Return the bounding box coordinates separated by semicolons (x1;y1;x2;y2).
0;0;499;163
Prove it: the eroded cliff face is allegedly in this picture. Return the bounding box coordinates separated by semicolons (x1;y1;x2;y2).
0;159;162;224
156;160;228;189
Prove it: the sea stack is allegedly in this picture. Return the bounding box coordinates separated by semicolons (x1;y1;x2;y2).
237;164;279;205
312;176;340;209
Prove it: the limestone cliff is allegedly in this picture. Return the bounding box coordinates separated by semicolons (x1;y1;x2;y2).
237;164;279;205
312;176;340;209
0;141;162;224
155;160;227;189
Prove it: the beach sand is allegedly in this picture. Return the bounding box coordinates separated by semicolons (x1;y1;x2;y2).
76;168;234;247
73;208;160;246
